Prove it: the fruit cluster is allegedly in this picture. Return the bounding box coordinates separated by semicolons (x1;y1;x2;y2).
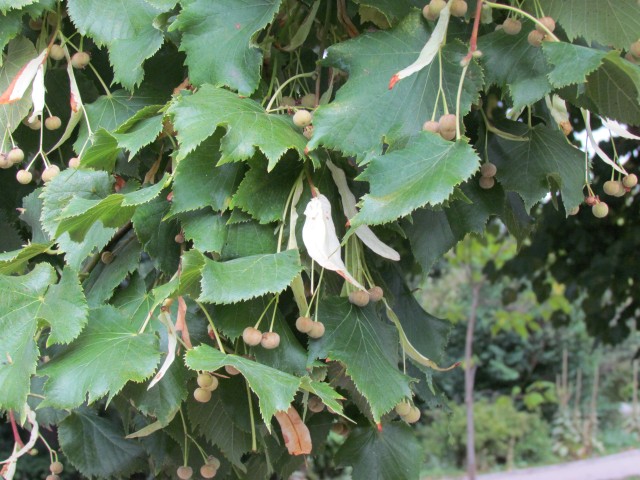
423;114;458;141
526;17;556;47
422;0;468;21
625;40;640;64
479;162;497;189
395;401;421;424
193;372;219;403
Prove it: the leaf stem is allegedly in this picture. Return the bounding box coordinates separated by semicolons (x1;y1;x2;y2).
245;380;257;452
196;301;226;353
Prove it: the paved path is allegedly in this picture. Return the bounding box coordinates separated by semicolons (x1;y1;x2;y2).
435;449;640;480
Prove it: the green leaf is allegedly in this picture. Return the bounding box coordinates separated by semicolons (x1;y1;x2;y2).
382;264;451;368
307;13;483;162
82;233;142;306
308;298;412;422
132;194;181;274
170;134;244;215
179;209;228;253
0;0;36;12
489;125;584;211
536;0;640;50
232;157;301;224
80;129;120;171
220;221;278;259
185;345;300;425
199;249;302;304
177;249;205;298
352;0;418;26
404;182;504;272
125;361;189;424
19;189;50;244
542;42;607;88
67;0;164;89
353;135;481;226
187;385;252;467
0;243;53;275
584;52;640;125
111;272;154;327
0;264;88;410
0;37;37;137
168;86;309;170
0;11;25;63
478;29;552;110
40;305;160;408
335;422;422;480
74;90;167;153
112;112;164;157
55;174;169;242
171;0;282;95
40;167;115;243
59;409;146;478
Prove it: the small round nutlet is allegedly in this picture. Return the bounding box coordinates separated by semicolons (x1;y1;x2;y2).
68;157;81;168
225;365;240;376
16;169;33;184
200;464;217;479
101;251;114;264
206;456;221;469
308;321;325;339
45;475;60;480
603;180;621;196
395;401;412;417
49;44;65;61
331;422;348;435
197;373;214;389
348;290;370;307
300;93;316;109
243;326;263;346
308;396;325;413
281;96;296;107
194;387;212;403
0;154;10;169
296;316;314;333
368;286;384;302
422;120;440;133
45;116;62;131
480;162;497;178
567;206;580;216
613;181;626;197
527;30;544;47
584;195;597;206
422;4;438;21
261;331;281;349
592;202;609;218
536;16;556;34
177;465;193;480
622;173;638;188
293;109;313;127
502;18;522;35
49;461;64;474
404;406;421;423
450;0;468;18
7;147;24;164
479;176;495;189
427;0;447;18
71;51;90;69
41;165;60;183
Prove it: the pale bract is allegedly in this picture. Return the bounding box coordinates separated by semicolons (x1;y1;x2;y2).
582;110;627;175
389;1;451;89
325;160;400;261
602;118;640;141
302;193;366;290
0;49;48;124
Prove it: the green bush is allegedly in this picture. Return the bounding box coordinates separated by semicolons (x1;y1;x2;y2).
420;396;554;472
